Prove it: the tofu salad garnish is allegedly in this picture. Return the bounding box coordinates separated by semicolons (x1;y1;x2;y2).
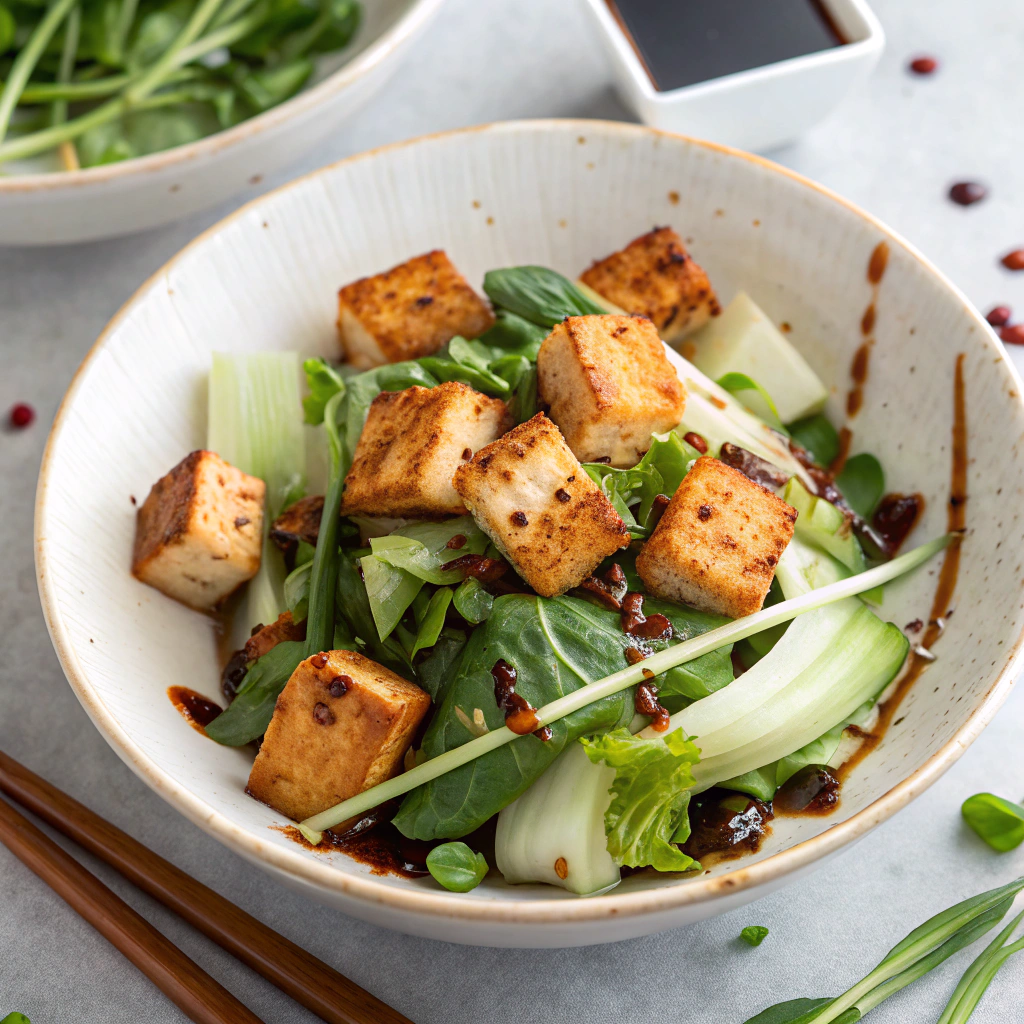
132;227;951;895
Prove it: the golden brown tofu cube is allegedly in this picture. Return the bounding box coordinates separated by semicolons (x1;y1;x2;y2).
580;227;720;342
337;250;495;368
340;381;511;519
636;456;796;618
247;650;431;822
452;413;630;597
131;450;264;612
537;313;687;466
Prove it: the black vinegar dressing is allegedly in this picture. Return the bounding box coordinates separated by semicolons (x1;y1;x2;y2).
606;0;846;93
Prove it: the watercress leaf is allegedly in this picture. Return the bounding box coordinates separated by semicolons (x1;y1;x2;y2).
237;57;312;111
302;357;346;424
962;793;1024;852
127;6;186;70
1;1014;32;1024
425;841;488;892
416;354;510;397
835;453;886;519
482;266;607;327
410;587;453;657
787;413;840;468
359;554;423;641
453;577;493;624
506;362;538;424
204;640;305;746
742;998;836;1024
78;103;220;167
478;309;548;358
393;595;640;839
580;726;700;872
741;925;770;947
417;627;466;703
717;372;786;432
369;518;488;584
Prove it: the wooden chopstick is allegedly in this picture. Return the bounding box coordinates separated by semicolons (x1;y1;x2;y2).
0;794;264;1024
0;751;413;1024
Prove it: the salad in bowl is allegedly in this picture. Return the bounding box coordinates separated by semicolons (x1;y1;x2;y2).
129;223;953;898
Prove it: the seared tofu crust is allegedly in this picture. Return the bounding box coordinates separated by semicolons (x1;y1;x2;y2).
580;227;720;342
452;413;630;597
131;450;264;612
269;495;324;562
636;456;796;618
340;381;511;519
247;650;431;822
337;250;495;368
537;313;687;466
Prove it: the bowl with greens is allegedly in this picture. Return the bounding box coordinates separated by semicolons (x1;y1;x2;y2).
35;120;1024;946
0;0;444;244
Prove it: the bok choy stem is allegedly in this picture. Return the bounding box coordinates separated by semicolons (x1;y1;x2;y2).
297;532;953;844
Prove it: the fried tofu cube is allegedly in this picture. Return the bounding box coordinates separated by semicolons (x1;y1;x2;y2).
579;227;720;342
340;381;511;519
337;250;495;369
537;313;687;466
452;413;630;597
247;650;431;822
131;450;264;611
636;456;796;618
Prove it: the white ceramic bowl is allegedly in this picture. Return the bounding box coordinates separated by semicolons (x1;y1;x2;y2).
36;120;1024;947
0;0;444;246
582;0;884;152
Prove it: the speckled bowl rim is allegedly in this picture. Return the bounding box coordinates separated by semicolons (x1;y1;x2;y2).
35;119;1024;928
0;0;445;194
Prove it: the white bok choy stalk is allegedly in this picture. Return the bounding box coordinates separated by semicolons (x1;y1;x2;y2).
494;537;910;895
207;352;306;650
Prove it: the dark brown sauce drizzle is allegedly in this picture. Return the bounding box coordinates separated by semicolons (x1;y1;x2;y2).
439;553;508;582
838;353;967;783
275;819;434;878
872;493;926;555
491;659;551;739
682;790;774;864
846;241;890;419
774;765;841;816
168;686;223;732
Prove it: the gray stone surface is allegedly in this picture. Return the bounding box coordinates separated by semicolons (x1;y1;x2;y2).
2;0;1023;1020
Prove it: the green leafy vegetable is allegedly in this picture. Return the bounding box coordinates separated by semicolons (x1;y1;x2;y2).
204;640;305;746
744;877;1024;1024
787;414;840;467
1;1014;32;1024
835;453;885;519
359;553;422;641
453;577;493;624
301;357;345;424
962;793;1024;852
417;627;467;703
369;518;488;584
741;925;770;947
717;372;786;432
283;559;311;623
482;266;607;327
410;587;453;658
425;842;488;892
937;909;1024;1024
580;726;700;872
298;535;952;842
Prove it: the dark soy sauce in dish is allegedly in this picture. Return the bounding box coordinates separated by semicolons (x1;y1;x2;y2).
606;0;846;93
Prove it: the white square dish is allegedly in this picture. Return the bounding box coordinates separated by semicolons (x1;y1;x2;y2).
582;0;885;152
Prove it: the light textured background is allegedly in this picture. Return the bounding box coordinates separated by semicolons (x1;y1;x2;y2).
2;0;1024;1020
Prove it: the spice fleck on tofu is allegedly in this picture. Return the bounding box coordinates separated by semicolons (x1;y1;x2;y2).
341;382;511;519
537;313;687;466
580;227;720;342
131;450;264;611
636;456;796;618
452;412;630;597
337;250;495;368
247;650;431;822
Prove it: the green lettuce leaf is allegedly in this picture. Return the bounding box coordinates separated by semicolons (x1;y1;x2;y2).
581;726;700;872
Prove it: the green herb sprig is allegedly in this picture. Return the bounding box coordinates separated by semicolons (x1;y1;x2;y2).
962;793;1024;852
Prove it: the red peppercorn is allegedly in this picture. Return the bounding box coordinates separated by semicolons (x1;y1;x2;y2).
987;306;1012;328
909;56;938;75
1000;325;1024;346
1002;250;1024;271
949;182;987;206
9;403;34;429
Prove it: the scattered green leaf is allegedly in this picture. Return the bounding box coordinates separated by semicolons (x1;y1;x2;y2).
835;453;885;519
425;842;488;892
787;413;840;468
741;925;770;947
962;793;1024;852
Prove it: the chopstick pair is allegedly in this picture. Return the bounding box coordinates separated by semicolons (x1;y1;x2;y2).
0;750;412;1024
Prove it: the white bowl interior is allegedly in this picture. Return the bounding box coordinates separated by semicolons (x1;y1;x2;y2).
37;121;1024;943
